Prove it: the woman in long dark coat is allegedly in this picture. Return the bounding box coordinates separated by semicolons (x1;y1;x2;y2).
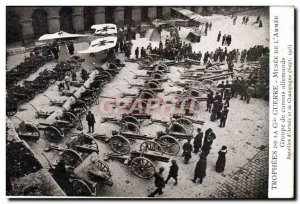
191;156;207;184
216;146;227;173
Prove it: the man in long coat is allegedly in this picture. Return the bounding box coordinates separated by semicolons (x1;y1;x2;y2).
165;160;179;186
148;167;165;197
86;111;95;133
182;139;193;164
191;156;207;184
193;128;203;153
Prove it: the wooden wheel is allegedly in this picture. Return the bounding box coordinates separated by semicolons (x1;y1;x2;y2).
155;64;168;72
131;157;155;179
148;80;160;87
87;159;113;186
121;122;140;134
44;126;63;143
157;135;180;155
102;71;112;79
62;149;83;168
110;135;131;154
151;72;163;79
147;81;160;89
168;123;187;135
62;112;82;130
71;134;99;154
186;88;202;98
140;141;163;155
121;116;140;127
202;79;217;88
141;89;156;97
174;118;194;135
71;179;93;196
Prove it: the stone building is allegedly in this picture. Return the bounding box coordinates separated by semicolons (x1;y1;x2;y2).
6;6;257;46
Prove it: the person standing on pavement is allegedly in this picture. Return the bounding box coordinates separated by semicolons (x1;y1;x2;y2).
86;111;95;133
135;47;139;59
216;146;227;173
191;155;207;184
148;167;165;197
182;139;193;164
217;31;221;42
64;75;70;90
193;128;203;153
165;160;179;186
219;106;229;128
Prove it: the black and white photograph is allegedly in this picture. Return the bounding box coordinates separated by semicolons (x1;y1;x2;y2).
5;4;294;199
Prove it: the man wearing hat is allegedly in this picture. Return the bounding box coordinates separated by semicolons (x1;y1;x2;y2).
219;106;229;128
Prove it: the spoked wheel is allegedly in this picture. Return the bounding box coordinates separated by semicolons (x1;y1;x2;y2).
148;80;161;87
202;79;217;89
168;123;187;135
140;141;163;155
191;81;205;89
147;81;160;89
62;149;83;168
71;134;99;154
151;72;164;79
121;116;140;127
44;126;63;143
110;135;131;154
71;179;93;196
174;118;194;135
155;64;168;72
139;91;155;100
62;112;82;130
87;159;113;186
186;88;202;98
131;157;155;179
121;122;140;134
157;135;180;155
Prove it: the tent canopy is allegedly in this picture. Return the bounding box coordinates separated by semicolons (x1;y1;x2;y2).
91;24;117;35
171;7;209;24
38;31;88;41
77;36;117;54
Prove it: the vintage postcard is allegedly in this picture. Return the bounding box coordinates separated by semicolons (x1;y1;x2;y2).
5;5;295;199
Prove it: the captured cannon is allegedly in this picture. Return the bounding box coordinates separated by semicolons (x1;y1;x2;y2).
38;112;83;143
14;116;40;141
29;104;54;119
104;140;169;179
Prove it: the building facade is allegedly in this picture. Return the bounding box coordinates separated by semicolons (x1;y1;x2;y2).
6;6;256;46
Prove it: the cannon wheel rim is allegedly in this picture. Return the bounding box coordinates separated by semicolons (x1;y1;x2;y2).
110;135;131;155
186;88;202;98
109;63;118;70
102;71;112;79
87;159;113;186
156;64;168;72
158;135;180;155
142;56;153;66
131;157;155;179
44;126;63;143
174;118;194;135
63;112;81;129
139;141;164;155
73;134;99;153
191;81;205;89
147;81;160;89
121;116;140;127
71;179;93;196
62;149;83;168
141;89;156;96
168;123;187;135
151;72;163;79
121;122;140;134
148;80;161;87
20;124;40;141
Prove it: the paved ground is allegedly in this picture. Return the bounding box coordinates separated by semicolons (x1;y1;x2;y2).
209;147;268;199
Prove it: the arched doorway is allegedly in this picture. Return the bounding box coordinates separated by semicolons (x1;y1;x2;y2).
156;7;163;19
105;7;115;23
32;9;49;38
124;6;133;25
83;7;95;31
6;10;23;44
141;7;149;22
59;7;75;33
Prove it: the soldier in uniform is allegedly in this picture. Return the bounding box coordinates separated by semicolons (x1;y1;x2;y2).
219;106;229;128
193;128;203;153
86;111;95;133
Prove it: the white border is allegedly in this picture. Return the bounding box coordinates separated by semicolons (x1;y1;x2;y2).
1;0;298;203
